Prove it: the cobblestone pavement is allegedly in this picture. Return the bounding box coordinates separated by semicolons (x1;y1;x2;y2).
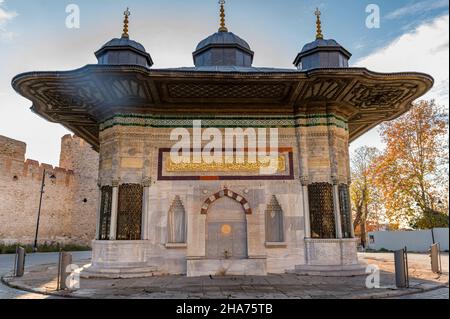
392;287;449;299
0;252;90;299
1;252;448;299
359;252;449;274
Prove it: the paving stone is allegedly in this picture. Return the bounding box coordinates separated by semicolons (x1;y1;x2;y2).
1;252;449;299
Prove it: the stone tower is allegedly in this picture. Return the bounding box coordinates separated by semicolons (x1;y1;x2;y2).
60;134;99;244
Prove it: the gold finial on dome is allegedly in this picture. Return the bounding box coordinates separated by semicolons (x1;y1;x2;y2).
218;0;228;32
315;7;324;40
122;7;131;39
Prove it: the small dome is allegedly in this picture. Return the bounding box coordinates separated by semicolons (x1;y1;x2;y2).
294;38;352;71
300;39;342;54
95;37;153;68
101;37;147;52
196;32;251;52
193;31;254;68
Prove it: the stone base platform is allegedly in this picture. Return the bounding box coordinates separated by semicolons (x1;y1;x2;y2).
293;263;367;277
187;258;267;277
81;264;159;279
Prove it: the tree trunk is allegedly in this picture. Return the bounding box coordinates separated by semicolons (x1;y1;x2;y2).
360;222;367;249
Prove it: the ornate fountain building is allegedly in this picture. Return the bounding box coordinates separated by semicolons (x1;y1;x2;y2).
12;5;432;277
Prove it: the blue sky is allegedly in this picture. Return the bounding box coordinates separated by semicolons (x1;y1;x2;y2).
0;0;449;165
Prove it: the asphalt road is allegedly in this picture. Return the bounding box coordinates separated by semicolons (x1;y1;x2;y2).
0;251;91;299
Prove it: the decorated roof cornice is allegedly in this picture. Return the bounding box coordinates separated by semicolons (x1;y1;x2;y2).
12;65;433;151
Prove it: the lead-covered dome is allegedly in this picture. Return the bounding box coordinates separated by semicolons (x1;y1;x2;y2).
193;31;254;67
193;1;254;68
294;38;351;70
294;8;352;70
95;9;153;68
195;32;252;52
95;37;153;68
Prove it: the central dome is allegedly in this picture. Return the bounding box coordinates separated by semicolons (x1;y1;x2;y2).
195;32;252;52
193;31;254;67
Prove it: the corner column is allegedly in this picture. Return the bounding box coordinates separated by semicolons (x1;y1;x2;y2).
332;176;343;239
348;177;355;238
141;177;151;240
301;176;311;238
109;180;120;240
95;183;102;240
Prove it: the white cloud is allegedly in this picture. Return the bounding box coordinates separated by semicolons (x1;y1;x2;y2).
356;14;449;107
351;14;449;151
0;0;17;40
386;0;449;20
0;1;16;23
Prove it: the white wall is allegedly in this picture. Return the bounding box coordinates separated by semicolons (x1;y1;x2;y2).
367;228;449;252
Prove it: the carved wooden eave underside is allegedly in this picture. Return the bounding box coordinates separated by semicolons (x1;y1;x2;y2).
12;65;433;151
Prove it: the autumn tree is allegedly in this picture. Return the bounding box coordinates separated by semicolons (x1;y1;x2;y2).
373;100;449;228
350;146;383;248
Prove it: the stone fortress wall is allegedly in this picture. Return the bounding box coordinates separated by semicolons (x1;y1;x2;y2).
0;134;99;246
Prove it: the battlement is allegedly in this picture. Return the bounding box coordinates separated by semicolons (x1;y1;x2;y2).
60;134;98;171
0;135;26;162
0;134;99;246
0;135;75;181
0;154;75;186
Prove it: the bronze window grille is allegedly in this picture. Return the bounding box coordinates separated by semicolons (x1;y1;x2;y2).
98;186;112;240
308;183;336;239
339;184;353;238
117;184;143;241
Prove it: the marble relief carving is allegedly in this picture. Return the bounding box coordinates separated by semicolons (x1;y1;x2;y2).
167;196;187;244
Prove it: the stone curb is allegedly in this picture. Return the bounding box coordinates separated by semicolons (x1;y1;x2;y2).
350;284;449;299
1;275;81;299
2;273;448;300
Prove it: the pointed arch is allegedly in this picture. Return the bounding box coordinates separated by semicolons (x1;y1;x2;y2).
167;196;187;244
201;189;252;215
265;195;284;243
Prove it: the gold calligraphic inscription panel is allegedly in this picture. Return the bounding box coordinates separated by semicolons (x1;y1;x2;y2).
165;156;286;173
158;148;294;180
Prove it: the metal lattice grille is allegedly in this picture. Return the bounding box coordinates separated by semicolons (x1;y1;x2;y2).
308;183;336;239
117;184;143;241
99;186;112;240
339;184;353;238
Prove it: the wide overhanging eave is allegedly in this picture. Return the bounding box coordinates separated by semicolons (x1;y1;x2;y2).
12;65;434;148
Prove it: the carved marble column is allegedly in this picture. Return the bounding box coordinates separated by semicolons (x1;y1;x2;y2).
332;176;343;239
348;177;355;238
141;177;152;240
109;180;120;240
95;183;102;240
301;176;311;239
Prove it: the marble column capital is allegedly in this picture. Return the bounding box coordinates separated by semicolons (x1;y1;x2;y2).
331;175;339;186
112;179;120;187
142;177;152;188
300;176;310;186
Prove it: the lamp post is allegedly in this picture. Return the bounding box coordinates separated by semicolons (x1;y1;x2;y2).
33;169;56;253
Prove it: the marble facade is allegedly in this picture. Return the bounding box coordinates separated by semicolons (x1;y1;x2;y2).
82;118;363;277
